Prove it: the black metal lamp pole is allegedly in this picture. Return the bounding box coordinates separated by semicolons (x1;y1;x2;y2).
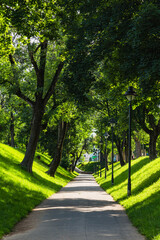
109;118;116;185
111;126;114;184
104;132;109;179
100;140;103;177
100;146;102;177
105;148;107;179
124;86;136;196
98;146;100;176
128;100;132;196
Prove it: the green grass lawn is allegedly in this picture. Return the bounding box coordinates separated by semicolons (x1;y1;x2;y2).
0;143;77;239
93;157;160;240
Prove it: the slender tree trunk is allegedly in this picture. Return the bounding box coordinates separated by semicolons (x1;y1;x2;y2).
72;149;84;171
10;111;15;147
21;103;45;173
71;140;86;172
115;139;125;166
117;144;125;166
47;121;68;177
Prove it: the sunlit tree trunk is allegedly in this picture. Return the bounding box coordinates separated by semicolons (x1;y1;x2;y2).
9;41;64;173
21;102;45;173
47;121;68;177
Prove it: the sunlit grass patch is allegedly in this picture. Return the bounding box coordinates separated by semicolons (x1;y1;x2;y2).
94;157;160;240
0;143;77;238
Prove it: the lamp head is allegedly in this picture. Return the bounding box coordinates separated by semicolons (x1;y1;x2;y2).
104;132;109;139
124;86;136;101
109;118;116;127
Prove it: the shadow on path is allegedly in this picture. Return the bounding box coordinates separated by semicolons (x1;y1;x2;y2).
2;174;146;240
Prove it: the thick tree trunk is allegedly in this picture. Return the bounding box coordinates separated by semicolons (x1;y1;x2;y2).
135;105;160;160
47;121;68;177
10;111;15;147
149;131;158;160
134;136;141;158
21;103;44;173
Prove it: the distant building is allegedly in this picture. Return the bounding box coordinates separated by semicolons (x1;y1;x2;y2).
89;153;97;161
83;153;90;162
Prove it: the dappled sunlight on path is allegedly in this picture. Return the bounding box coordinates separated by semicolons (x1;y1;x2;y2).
2;174;146;240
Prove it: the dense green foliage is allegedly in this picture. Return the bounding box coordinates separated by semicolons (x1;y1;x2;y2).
0;0;159;238
0;0;159;172
0;143;77;238
77;162;96;173
94;157;160;240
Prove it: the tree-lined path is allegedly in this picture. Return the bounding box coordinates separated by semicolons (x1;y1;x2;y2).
3;174;145;240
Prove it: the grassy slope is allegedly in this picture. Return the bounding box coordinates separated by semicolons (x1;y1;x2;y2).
93;157;160;240
77;162;96;172
0;143;77;239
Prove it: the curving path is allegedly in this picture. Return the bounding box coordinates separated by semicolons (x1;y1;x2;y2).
2;174;146;240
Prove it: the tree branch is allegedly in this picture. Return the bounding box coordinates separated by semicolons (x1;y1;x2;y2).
43;61;64;105
34;44;41;54
16;88;34;107
29;51;39;74
9;54;34;107
38;41;48;89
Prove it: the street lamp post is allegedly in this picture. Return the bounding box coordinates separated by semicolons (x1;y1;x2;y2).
99;140;103;177
104;132;109;179
98;147;101;177
97;147;99;176
124;86;136;196
97;146;101;177
109;118;116;185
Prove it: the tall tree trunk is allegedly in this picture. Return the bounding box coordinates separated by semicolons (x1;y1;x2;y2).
10;111;15;147
149;131;158;160
134;136;141;158
21;103;45;173
9;42;64;174
135;105;160;160
47;121;68;177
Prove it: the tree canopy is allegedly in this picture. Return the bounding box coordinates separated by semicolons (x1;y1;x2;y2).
0;0;160;175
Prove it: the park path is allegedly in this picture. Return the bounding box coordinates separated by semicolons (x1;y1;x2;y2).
3;174;146;240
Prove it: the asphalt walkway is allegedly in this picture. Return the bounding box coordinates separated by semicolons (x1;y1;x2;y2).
3;174;146;240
